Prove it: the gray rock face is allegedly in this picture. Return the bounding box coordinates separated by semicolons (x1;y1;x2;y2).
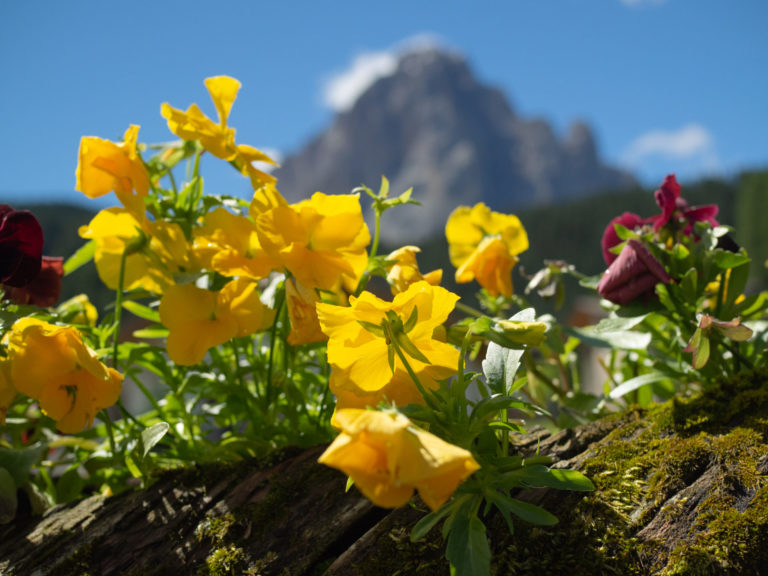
275;49;636;242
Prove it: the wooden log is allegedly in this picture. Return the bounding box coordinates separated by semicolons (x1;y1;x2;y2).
2;369;767;575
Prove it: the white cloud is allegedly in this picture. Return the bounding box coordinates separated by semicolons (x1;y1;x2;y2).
322;52;398;112
621;123;719;169
252;147;283;174
322;34;454;112
620;0;667;6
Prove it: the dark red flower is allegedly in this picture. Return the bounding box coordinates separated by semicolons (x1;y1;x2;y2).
597;239;671;305
650;174;719;233
0;204;44;287
4;256;64;307
601;212;646;265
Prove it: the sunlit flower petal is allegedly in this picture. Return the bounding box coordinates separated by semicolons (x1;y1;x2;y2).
319;409;480;511
79;208;191;293
285;278;327;346
3;318;122;433
76;125;149;217
386;246;442;295
159;279;274;365
256;192;370;291
193;207;276;280
445;203;528;296
317;281;459;398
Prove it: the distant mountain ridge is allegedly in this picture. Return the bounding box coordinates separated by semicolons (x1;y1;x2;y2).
275;48;636;241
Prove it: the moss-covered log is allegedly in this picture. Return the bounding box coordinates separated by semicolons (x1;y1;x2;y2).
2;369;768;575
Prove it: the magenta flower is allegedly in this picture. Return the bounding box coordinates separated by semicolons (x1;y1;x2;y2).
650;174;719;234
0;205;44;287
601;212;647;265
597;239;671;305
600;175;721;267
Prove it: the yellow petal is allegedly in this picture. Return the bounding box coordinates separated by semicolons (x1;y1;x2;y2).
204;76;241;126
219;278;275;337
159;284;238;365
285;279;327;346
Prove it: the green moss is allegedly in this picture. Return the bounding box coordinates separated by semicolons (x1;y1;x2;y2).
489;367;768;575
195;513;237;544
201;544;246;576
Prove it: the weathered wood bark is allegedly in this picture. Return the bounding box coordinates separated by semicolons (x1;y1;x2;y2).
2;369;768;575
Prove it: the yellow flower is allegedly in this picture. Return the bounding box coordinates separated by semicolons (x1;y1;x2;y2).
255;191;370;292
75;125;150;218
285;278;328;346
192;207;276;280
56;294;99;326
316;281;459;398
159;278;275;365
161;76;277;187
79;208;192;293
445;203;528;297
318;409;480;511
328;369;425;429
0;360;15;424
385;245;442;295
3;318;122;434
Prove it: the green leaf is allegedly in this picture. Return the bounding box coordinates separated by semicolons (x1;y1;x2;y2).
654;282;677;313
446;513;491;576
609;371;671;399
489;491;558;527
482;342;525;395
133;325;169;339
545;469;595;491
722;263;750;313
138;422;170;460
124;452;142;479
593;314;648;333
487;420;528;434
0;467;17;524
504;465;594;491
566;326;651;350
122;300;161;323
471;394;531;424
56;465;86;502
691;335;710;370
680;268;698;302
63;240;95;275
503;497;559;526
394;330;431;365
0;443;45;486
410;505;452;541
711;249;750;270
379;175;390;198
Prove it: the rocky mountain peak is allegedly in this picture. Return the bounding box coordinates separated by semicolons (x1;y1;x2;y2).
275;49;635;242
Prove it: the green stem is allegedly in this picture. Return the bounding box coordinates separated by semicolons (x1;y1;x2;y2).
456;301;485;318
265;292;285;410
354;206;383;297
715;271;726;320
112;248;128;370
370;208;382;261
100;410;117;457
129;371;164;417
103;247;129;459
189;149;202;214
167;169;178;195
386;324;437;410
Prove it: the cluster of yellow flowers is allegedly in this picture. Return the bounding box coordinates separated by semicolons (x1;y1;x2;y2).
0;318;122;433
29;75;531;509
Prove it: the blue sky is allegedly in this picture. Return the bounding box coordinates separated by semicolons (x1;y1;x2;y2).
1;0;766;207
